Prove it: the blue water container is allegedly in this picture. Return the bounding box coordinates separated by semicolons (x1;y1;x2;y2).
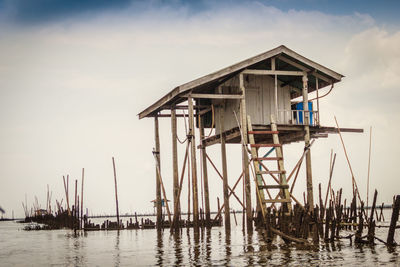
295;102;313;125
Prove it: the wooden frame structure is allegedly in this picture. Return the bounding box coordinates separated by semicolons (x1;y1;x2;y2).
138;45;363;232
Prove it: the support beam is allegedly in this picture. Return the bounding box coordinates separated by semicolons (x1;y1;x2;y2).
217;89;230;231
154;116;162;229
242;69;304;76
171;107;180;229
302;74;314;210
200;116;211;227
239;73;252;232
186;93;243;99
188;96;200;231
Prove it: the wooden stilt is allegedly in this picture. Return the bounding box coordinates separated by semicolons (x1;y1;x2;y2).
199;115;211;227
217;94;230;231
239;73;252;232
154;116;162;229
188;96;199;231
302;74;314;210
171;107;180;227
387;195;400;246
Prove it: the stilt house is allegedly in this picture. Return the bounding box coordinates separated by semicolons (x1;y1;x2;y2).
139;45;362;232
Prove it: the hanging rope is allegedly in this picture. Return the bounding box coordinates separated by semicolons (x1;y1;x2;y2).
176;109;189;144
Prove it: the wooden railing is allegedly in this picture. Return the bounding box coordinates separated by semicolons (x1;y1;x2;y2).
277;109;319;126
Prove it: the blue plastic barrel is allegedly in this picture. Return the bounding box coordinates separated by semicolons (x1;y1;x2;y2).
295;102;313;125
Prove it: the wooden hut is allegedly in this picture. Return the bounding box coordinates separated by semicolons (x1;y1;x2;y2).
139;45;362;232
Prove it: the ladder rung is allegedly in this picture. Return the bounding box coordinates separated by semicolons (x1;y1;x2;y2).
256;170;286;175
250;144;281;148
263;199;291;203
248;131;279;135
253;157;283;161
258;184;289;189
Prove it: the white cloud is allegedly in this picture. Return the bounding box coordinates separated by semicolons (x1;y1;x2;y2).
0;2;399;217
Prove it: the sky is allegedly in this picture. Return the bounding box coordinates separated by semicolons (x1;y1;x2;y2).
0;0;399;218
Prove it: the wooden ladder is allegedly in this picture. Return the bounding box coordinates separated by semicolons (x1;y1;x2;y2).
247;115;292;223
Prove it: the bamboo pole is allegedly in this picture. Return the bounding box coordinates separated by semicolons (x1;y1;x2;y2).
334;116;366;220
205;153;244;208
74;179;78;229
171;141;190;231
81;168;84;229
367;126;372;217
112;157;120;228
62;175;71;215
154;154;172;223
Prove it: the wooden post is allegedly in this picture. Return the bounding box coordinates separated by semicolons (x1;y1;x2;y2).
315;77;320;125
171;107;180;226
217;88;230;231
367;126;372;217
387;195;400;246
74;179;77;230
154;116;162;229
81;168;84;230
199;115;211;227
302;74;314;210
239;73;252;232
188;96;199;231
112;157;120;229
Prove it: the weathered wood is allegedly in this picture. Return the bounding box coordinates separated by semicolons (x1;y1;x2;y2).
217;93;230;231
138;45;343;119
112;157;120;228
188;96;200;231
387;195;400;246
80;168;84;230
270;226;308;244
239;74;252;232
302;74;314;211
171;107;180;228
171;141;189;231
154;154;172;224
242;69;304;76
154;116;162;229
368;189;378;243
199;115;211;227
205;153;244;208
367;126;372;217
188;93;243;99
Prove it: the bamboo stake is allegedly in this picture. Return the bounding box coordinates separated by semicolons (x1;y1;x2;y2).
112;157;120;228
367;126;372;217
81;168;84;229
171;141;190;231
324;153;336;215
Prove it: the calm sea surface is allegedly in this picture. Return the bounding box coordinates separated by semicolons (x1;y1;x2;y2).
1;213;399;266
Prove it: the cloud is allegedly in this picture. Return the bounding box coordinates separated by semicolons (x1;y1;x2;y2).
0;1;399;217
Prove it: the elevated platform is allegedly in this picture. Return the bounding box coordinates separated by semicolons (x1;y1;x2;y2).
202;124;363;147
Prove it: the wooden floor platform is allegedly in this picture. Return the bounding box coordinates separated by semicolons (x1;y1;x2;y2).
202;124;363;147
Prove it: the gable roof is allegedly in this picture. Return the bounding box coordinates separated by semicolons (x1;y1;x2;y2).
139;45;343;119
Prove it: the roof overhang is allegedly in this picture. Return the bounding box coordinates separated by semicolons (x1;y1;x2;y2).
138;45;344;119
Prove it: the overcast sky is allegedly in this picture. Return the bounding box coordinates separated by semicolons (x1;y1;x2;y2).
1;0;399;218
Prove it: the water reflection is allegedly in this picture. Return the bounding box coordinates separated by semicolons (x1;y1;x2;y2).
114;231;120;267
1;218;400;266
156;230;164;266
173;232;183;266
